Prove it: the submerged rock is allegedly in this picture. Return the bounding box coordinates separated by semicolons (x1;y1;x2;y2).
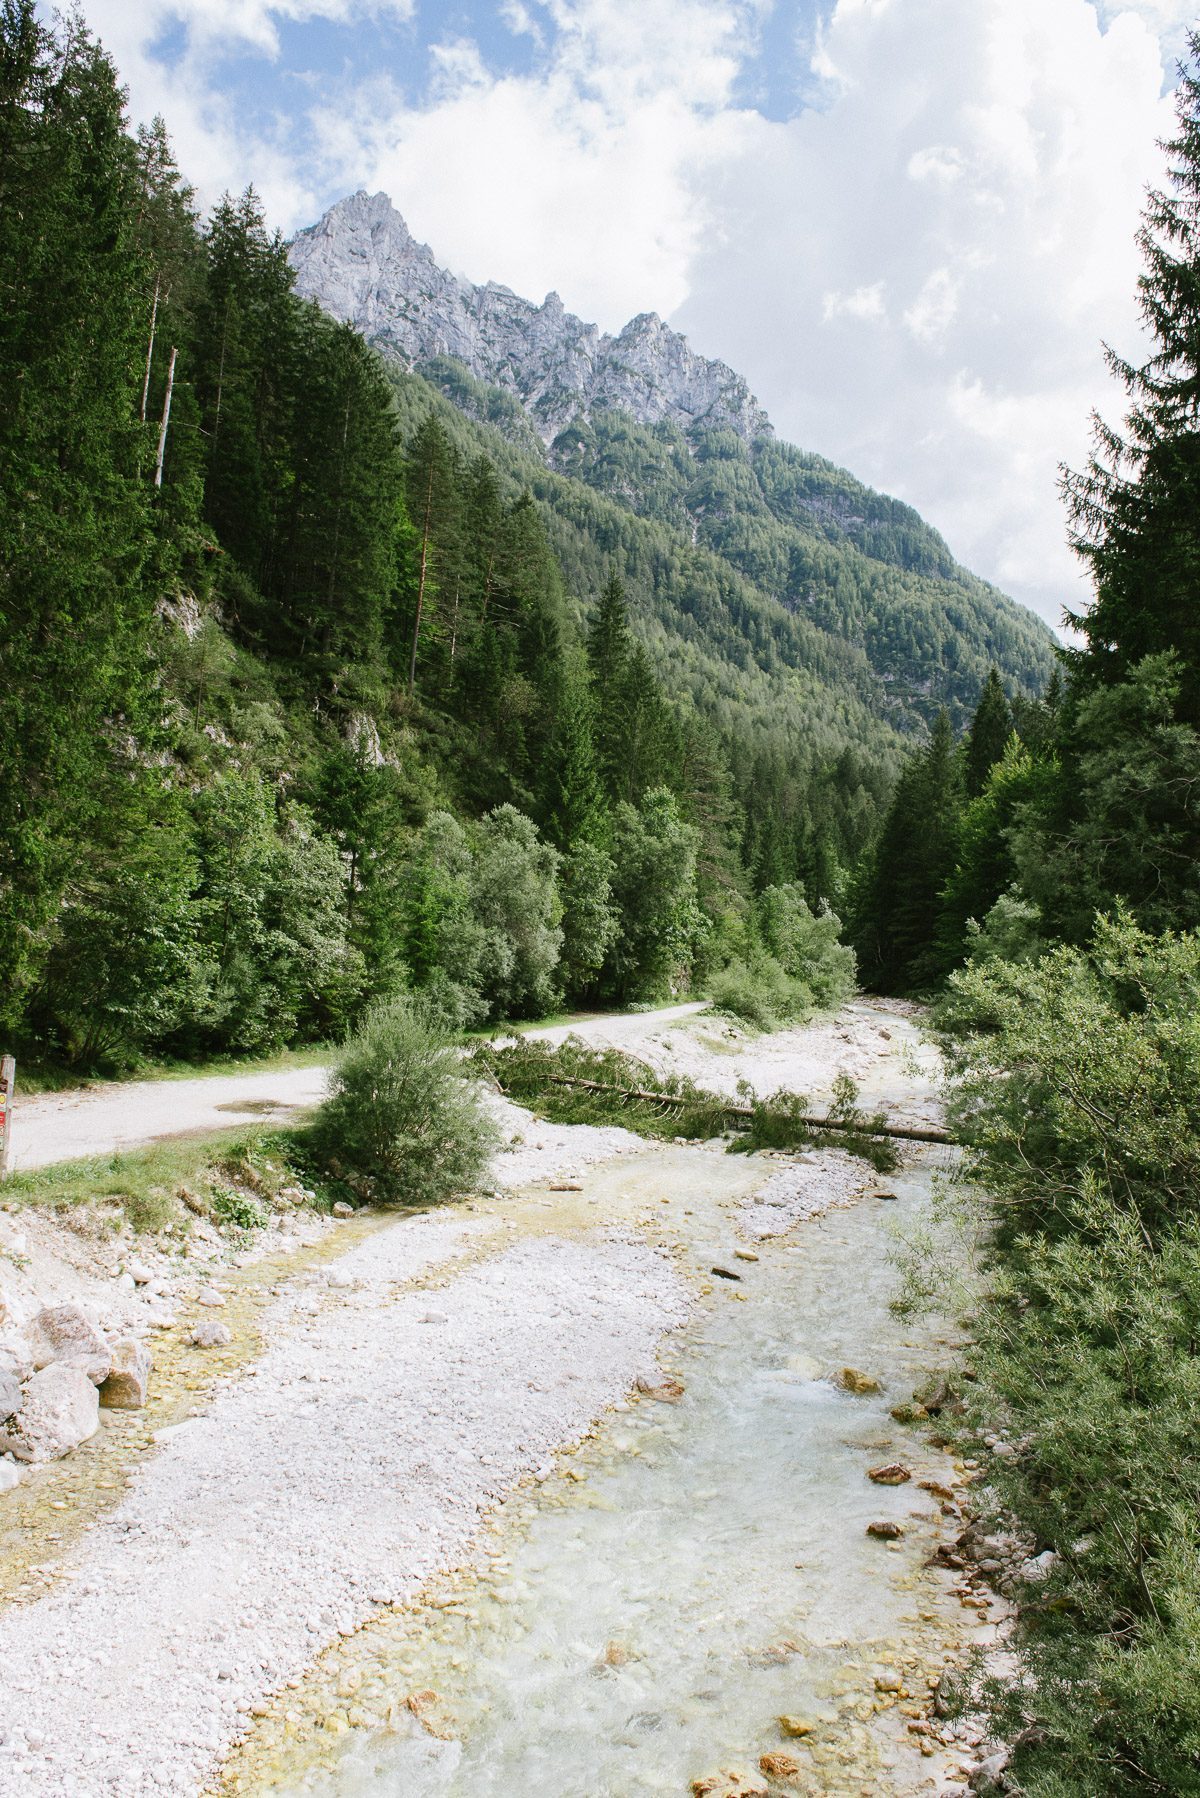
406;1689;454;1741
867;1462;912;1485
759;1751;802;1778
777;1715;815;1738
634;1375;685;1403
692;1769;769;1797
836;1367;881;1395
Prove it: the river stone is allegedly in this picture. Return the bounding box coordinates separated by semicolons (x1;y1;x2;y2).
692;1772;768;1798
99;1338;151;1409
0;1456;23;1492
195;1287;226;1308
189;1320;232;1349
6;1362;100;1462
759;1753;801;1779
777;1715;815;1738
867;1520;904;1540
836;1367;881;1395
867;1462;912;1486
28;1303;111;1384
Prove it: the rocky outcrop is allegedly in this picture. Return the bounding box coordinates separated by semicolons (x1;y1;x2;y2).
288;191;772;448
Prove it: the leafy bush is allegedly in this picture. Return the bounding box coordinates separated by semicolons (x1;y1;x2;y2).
314;998;498;1205
706;954;799;1030
757;884;857;1004
210;1185;267;1231
707;889;856;1030
941;912;1200;1241
943;915;1200;1795
969;1210;1200;1798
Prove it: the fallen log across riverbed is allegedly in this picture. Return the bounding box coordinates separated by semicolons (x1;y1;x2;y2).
521;1072;953;1145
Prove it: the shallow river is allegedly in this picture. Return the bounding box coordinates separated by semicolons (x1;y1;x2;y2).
229;1072;977;1798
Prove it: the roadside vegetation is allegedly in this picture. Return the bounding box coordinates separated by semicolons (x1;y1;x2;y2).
312;998;498;1207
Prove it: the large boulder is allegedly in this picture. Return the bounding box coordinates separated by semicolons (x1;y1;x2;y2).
5;1363;100;1462
28;1303;112;1385
99;1338;151;1409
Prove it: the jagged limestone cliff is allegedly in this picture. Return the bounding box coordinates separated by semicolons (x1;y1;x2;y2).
289;191;771;446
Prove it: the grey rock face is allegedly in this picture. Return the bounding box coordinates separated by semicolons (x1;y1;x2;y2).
289;191;771;447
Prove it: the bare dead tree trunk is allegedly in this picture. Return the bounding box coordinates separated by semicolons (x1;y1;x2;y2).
407;456;436;696
447;574;462;687
323;395;352;649
154;346;177;489
140;274;160;424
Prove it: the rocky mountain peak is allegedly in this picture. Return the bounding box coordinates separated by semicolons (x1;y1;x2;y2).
289;192;772;448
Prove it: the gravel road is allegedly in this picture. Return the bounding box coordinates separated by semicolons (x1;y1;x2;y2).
8;1004;709;1174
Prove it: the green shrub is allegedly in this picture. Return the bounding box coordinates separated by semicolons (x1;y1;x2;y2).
757;884;857;1005
706;954;798;1030
314;997;498;1205
944;915;1200;1795
210;1185;267;1231
707;889;857;1031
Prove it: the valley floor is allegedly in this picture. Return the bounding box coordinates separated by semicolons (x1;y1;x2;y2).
0;1004;999;1798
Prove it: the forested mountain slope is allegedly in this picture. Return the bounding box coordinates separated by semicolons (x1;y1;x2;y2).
0;4;1054;1079
293;193;1058;734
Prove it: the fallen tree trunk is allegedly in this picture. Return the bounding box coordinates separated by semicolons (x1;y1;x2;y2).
529;1072;952;1145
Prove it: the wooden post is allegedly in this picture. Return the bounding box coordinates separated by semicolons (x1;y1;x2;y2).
0;1056;14;1180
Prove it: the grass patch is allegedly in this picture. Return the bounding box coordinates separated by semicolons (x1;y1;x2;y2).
1;1126;329;1235
11;1043;334;1097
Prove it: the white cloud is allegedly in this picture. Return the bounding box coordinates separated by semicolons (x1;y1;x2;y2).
904;268;958;344
674;0;1176;630
823;283;888;323
307;0;764;324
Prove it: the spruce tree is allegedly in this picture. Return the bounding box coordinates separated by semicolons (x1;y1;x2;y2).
1063;34;1200;721
965;668;1013;796
852;711;964;992
403;413;461;694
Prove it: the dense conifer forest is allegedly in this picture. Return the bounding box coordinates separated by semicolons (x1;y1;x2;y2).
0;1;1053;1075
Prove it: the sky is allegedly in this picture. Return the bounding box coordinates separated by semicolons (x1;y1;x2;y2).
68;0;1198;632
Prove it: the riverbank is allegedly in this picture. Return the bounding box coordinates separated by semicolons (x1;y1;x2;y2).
0;1000;992;1797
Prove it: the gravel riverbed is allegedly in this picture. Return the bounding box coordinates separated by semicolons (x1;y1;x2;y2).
0;1001;938;1797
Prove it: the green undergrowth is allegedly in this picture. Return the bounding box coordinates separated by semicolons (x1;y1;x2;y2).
12;1042;335;1098
1;1126;331;1235
471;1036;898;1170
